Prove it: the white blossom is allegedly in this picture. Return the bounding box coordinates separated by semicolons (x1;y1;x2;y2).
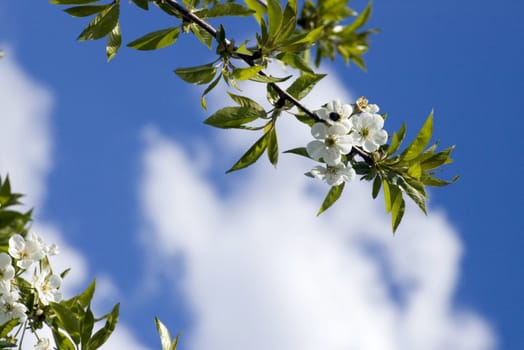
349;112;388;152
307;123;353;166
315;99;353;129
8;233;46;269
0;253;14;281
310;163;356;186
34;338;52;350
0;293;27;324
355;96;380;114
34;273;62;305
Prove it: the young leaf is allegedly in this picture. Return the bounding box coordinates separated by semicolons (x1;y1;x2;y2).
127;27;180;51
77;279;96;307
201;73;222;109
249;74;292;83
86;303;120;350
286;73;326;101
227;92;265;113
81;307;95;349
317;183;345;216
204;106;264;128
266;0;283;44
190;23;213;49
243;0;265;23
420;145;455;170
231;65;263;81
391;194;405;233
64;5;107;17
0;319;18;339
343;1;372;33
155;317;172;350
106;21;121;62
267;126;279;166
387;122;406;155
401;111;434;161
175;63;217;85
226;132;270;173
372;175;381;199
77;3;119;41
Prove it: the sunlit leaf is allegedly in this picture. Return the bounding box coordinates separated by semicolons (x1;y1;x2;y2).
127;27;180;50
194;3;254;18
64;5;107;17
86;303;119;350
317;183;345;216
227;92;265;113
155;317;172;350
106;21;121;61
343;1;372;33
204;106;265;128
226;132;270;173
286;73;325;100
391;194;405;233
175;63;217;84
387;122;406;155
131;0;149;10
266;0;283;44
276;52;314;73
77;3;118;41
231;65;263;80
267;126;279;166
401;111;433;161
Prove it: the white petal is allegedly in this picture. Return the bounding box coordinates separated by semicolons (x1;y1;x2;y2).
368;104;380;113
369;113;384;130
341;166;356;182
310;166;327;180
311;123;328;139
363;139;379;152
0;253;11;268
323;148;341;166
372;129;388;145
341;103;353;118
326;172;343;186
329;123;349;136
315;108;329;122
8;235;25;259
336;136;353;154
306;141;326;160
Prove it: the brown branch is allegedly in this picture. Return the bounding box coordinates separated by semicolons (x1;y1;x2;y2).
161;0;321;122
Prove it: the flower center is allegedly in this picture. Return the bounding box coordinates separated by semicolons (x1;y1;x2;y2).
329;112;341;121
360;127;370;139
326;166;338;176
324;135;337;147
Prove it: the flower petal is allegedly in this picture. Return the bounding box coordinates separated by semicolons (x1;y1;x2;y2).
306;141;326;160
363;139;379;152
372;129;388;146
323;148;341;165
311;123;328;139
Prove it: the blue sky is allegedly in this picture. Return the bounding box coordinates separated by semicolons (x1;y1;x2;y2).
1;0;523;349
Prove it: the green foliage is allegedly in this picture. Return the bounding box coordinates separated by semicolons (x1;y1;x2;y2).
317;183;345;215
155;317;179;350
127;27;181;51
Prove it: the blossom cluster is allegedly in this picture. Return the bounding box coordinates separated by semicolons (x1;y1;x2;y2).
306;97;388;186
0;232;62;329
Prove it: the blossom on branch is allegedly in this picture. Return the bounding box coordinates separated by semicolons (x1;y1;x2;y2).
310;163;356;186
307;123;353;166
349;112;388;153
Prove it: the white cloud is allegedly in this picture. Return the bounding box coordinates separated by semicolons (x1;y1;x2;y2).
0;50;53;209
139;72;496;350
0;50;150;350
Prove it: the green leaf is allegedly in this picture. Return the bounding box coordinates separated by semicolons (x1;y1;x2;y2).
169;335;180;350
420;146;455;170
106;21;121;62
77;3;119;41
64;5;107;17
194;3;254;18
231;65;263;81
421;174;459;187
50;302;81;345
204;106;264;128
226;132;270;173
382;179;400;213
81;307;95;349
201;73;222;110
286;73;325;101
407;163;422;180
190;23;213;49
267;126;279;166
387;122;406;155
266;0;283;44
227;92;265;113
294;113;317;127
399;176;427;214
273;0;297;45
52;330;76;350
127;27;180;51
243;0;265;23
51;0;100;4
276;52;314;74
0;319;18;338
131;0;149;10
372;175;381;199
391;194;405;233
86;303;119;350
155;317;172;350
344;2;372;33
175;63;217;85
283;147;310;159
249;74;292;83
317;183;345;216
77;279;96;307
401;111;434;161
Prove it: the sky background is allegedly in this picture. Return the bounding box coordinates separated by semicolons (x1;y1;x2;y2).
1;0;523;349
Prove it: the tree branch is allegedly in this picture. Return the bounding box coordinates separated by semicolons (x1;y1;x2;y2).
161;0;321;122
